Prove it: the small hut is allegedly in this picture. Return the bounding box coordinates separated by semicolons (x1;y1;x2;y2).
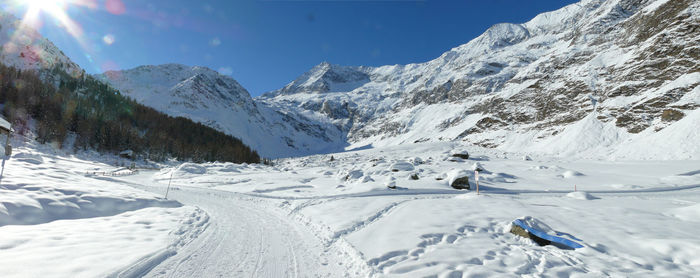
119;149;134;159
0;116;12;157
0;116;12;184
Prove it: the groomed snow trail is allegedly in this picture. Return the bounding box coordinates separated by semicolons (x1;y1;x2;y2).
121;176;365;278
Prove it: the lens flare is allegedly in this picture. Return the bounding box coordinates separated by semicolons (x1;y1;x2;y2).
13;0;85;45
102;34;115;45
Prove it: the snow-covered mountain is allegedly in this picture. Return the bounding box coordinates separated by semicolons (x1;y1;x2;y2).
0;10;82;76
97;64;346;158
98;0;697;160
260;0;699;159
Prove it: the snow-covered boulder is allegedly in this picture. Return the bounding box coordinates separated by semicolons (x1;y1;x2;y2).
509;216;555;246
566;191;597;200
360;175;375;183
389;161;415;172
410;157;424;165
385;176;397;189
178;163;206;175
560;170;584;178
447;169;470;190
339;169;364;181
452;150;469;159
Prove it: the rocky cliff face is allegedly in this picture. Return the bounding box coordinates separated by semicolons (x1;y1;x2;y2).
259;0;699;159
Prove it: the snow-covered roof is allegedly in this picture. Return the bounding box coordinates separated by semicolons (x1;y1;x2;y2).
119;150;134;155
0;116;11;132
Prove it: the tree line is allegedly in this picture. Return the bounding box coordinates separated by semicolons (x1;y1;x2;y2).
0;63;260;163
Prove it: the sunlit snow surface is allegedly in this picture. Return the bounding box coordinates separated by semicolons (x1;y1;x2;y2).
0;141;208;277
2;138;700;277
136;142;699;277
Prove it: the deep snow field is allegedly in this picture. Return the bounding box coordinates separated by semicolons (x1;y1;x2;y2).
2;139;700;277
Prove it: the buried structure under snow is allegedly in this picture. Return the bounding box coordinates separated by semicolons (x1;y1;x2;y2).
510;217;584;249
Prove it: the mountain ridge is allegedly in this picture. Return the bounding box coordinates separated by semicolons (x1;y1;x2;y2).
38;0;699;159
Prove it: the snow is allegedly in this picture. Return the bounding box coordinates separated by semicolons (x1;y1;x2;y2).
1;0;699;276
3;133;700;277
566;191;597;200
0;206;207;277
111;141;697;276
0;141;207;278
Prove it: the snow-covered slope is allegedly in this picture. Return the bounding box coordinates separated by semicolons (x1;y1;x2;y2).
96;0;697;160
98;64;346;158
259;0;699;160
0;10;82;76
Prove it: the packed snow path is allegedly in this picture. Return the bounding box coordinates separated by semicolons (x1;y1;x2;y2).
120;176;365;278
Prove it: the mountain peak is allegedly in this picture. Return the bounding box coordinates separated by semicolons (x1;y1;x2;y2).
0;10;82;76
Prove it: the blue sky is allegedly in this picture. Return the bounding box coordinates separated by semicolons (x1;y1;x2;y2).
8;0;578;96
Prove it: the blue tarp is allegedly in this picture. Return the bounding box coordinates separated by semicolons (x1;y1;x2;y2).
513;219;584;249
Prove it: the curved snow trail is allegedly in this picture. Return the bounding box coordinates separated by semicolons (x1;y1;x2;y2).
119;180;366;278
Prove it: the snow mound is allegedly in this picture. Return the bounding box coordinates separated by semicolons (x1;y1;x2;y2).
177;163;206;175
12;152;44;164
339;169;364;181
384;176;396;188
218;163;241;173
389;161;415;172
566;191;597;200
561;170;584;178
410;157;424;165
669;204;700;222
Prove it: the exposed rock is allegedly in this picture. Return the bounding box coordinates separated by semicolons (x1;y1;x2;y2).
389;161;415;172
510;225;550;246
661;109;684;121
447;170;471;190
452;150;470;160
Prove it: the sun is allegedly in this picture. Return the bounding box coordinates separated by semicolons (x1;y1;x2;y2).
15;0;84;40
24;0;66;12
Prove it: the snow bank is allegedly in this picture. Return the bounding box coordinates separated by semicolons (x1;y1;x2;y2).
0;206;208;278
0;149;181;226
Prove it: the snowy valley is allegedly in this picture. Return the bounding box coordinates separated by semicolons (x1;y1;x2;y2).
0;0;699;277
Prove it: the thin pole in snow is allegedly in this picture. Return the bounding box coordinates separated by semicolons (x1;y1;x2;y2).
0;157;6;185
165;166;175;199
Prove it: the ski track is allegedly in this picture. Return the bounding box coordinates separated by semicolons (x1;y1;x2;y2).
110;171;700;277
120;179;359;278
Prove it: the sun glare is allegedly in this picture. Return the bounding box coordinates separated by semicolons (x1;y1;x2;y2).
24;0;66;12
16;0;84;42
